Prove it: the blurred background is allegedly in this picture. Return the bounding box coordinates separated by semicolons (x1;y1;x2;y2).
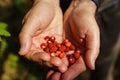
0;0;120;80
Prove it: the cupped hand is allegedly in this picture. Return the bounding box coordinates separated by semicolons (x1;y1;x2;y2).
63;1;100;79
46;0;100;80
19;0;68;73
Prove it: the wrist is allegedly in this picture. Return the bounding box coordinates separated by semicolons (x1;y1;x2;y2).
72;0;97;14
33;0;60;6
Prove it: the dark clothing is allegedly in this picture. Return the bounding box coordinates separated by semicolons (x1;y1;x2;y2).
94;0;120;80
60;0;120;80
60;0;119;13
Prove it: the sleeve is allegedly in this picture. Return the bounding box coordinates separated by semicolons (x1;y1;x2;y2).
92;0;101;7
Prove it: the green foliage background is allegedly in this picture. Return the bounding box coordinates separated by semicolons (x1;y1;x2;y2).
0;0;48;80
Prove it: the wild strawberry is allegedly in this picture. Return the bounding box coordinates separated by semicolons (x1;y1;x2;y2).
70;44;76;50
69;57;75;64
74;50;80;59
65;41;71;47
49;45;58;53
63;39;69;43
47;40;52;44
50;52;56;57
40;43;47;49
49;36;55;42
44;36;50;41
58;45;66;52
44;47;50;53
58;52;65;59
65;47;70;52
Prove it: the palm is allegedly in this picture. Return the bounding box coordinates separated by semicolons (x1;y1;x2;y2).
30;6;64;56
30;6;69;72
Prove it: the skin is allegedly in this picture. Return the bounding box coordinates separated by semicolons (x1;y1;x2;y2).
19;0;68;73
19;0;100;80
47;0;100;80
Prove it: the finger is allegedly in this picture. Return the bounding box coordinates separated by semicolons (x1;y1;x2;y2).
50;57;62;67
43;61;53;67
46;70;61;80
25;51;50;62
25;51;54;67
19;18;40;55
63;1;74;23
50;57;68;73
19;32;32;55
46;70;55;80
62;56;86;80
85;20;100;70
58;63;68;73
50;72;61;80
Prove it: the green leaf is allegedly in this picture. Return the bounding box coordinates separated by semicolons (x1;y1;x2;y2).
0;36;2;42
0;39;7;52
0;29;11;37
9;54;19;62
28;75;37;80
14;0;26;6
0;22;8;29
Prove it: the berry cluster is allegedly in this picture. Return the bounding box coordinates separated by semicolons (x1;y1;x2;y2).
40;36;80;65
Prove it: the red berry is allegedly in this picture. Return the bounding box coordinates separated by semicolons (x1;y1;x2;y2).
65;47;70;52
49;36;55;42
40;43;47;49
58;45;66;52
44;36;50;41
74;50;80;58
69;57;75;64
63;39;69;43
47;40;52;44
70;44;76;50
49;45;58;52
48;43;54;48
50;52;56;57
56;43;61;48
44;47;50;53
65;41;71;47
74;51;80;59
56;51;61;57
53;41;58;45
58;52;65;59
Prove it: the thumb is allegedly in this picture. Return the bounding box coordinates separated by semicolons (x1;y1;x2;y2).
19;15;42;55
84;23;100;70
19;21;35;55
85;47;99;70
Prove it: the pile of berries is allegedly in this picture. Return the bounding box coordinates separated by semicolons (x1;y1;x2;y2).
40;36;81;65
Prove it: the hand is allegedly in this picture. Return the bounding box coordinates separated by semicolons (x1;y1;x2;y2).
46;0;100;80
19;0;68;73
63;1;100;79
